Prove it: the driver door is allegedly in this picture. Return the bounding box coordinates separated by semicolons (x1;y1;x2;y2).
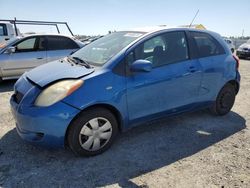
126;31;202;124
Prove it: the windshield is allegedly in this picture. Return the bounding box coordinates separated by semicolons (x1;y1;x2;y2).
72;31;145;66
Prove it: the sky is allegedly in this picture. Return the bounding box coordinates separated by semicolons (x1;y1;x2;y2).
0;0;250;37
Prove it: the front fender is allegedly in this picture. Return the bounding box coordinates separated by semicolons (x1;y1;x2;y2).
62;70;129;130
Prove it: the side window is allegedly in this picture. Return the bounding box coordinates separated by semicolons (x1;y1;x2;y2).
144;36;166;53
15;37;37;52
47;36;79;51
0;24;7;36
191;32;225;58
131;31;189;67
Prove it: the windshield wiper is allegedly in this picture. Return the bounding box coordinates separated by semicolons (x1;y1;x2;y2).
67;56;92;68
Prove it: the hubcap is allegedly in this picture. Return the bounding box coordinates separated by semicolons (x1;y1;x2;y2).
79;117;112;151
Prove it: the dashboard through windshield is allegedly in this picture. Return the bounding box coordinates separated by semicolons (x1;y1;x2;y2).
71;31;145;66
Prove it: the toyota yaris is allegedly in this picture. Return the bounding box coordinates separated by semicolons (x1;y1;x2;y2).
10;27;240;156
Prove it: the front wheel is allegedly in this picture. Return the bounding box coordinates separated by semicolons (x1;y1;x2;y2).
210;83;236;116
67;107;118;156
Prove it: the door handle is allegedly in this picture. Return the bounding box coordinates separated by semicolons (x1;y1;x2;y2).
190;69;196;73
189;66;197;73
37;57;44;59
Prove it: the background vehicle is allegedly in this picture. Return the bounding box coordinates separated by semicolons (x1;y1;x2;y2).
0;22;20;43
224;38;235;53
0;34;84;80
236;39;250;59
0;18;74;43
10;28;240;156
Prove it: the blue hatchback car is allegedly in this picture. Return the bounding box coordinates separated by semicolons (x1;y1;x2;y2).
10;27;240;156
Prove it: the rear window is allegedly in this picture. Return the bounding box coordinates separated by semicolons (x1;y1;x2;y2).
47;36;79;51
190;32;225;58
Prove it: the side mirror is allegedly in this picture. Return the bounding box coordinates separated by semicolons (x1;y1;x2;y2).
130;59;152;72
4;46;16;54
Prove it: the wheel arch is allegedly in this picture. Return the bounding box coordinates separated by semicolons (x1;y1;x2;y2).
227;80;239;94
64;103;123;146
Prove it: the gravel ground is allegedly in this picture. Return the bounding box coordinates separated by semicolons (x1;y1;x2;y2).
0;59;249;188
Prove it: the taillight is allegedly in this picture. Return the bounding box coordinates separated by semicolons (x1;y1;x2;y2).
233;54;239;69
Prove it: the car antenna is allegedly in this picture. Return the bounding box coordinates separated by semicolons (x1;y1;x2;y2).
189;9;199;28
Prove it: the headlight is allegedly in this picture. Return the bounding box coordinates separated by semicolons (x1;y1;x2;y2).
35;79;84;107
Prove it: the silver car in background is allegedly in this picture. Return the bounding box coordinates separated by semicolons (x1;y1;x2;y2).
0;34;84;81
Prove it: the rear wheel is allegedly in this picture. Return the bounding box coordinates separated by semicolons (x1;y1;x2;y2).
210;83;236;116
67;107;118;156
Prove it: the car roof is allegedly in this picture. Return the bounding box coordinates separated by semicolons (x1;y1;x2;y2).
128;25;173;33
123;26;219;37
21;33;76;39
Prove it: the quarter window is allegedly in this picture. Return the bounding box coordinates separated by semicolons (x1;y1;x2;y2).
190;32;225;58
47;36;78;51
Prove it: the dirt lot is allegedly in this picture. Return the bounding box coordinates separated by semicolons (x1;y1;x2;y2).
0;59;250;188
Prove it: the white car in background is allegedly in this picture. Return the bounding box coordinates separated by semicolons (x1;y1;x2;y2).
0;22;21;43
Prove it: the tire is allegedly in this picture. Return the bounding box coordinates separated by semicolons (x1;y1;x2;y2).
210;83;236;116
67;107;118;156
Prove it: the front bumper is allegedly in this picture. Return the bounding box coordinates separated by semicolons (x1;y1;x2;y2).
10;76;80;148
236;50;250;58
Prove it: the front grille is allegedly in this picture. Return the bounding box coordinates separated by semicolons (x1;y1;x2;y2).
14;91;24;104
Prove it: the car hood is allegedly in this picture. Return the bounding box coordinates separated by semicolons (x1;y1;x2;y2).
26;59;95;87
